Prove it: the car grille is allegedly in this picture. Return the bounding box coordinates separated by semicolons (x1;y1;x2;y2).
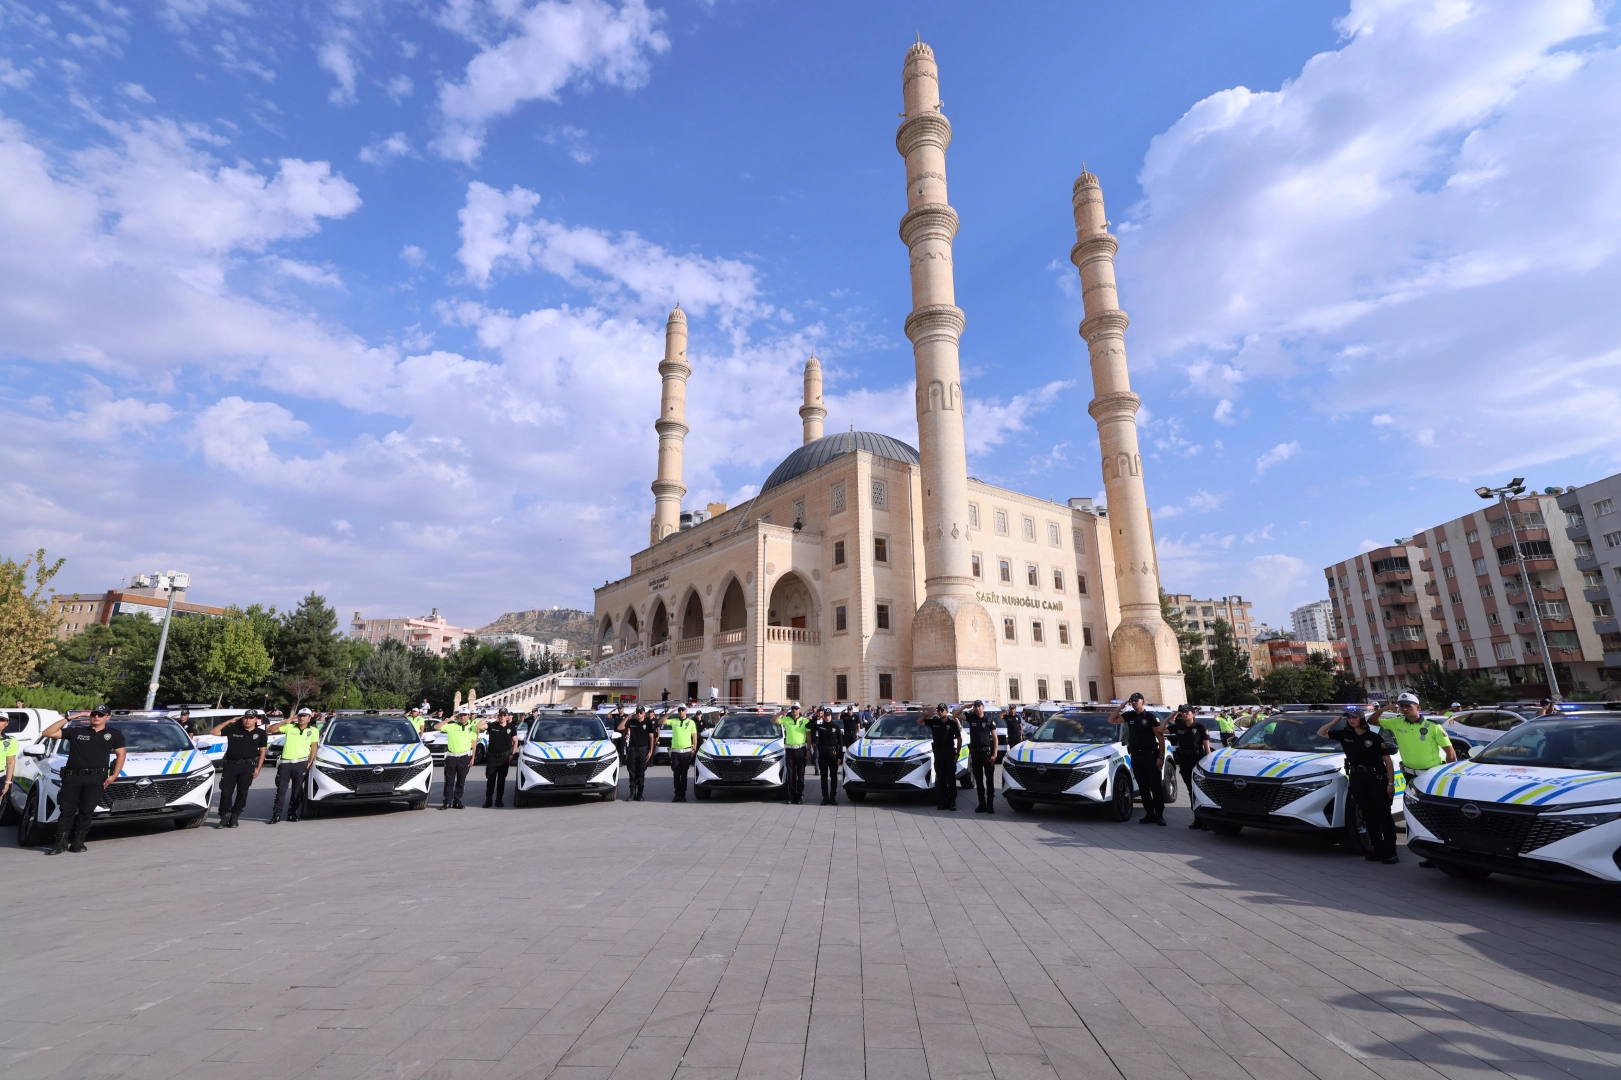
103;773;210;811
703;758;774;783
847;758;926;786
1004;761;1092;794
1405;797;1594;854
317;763;428;792
530;758;612;786
1195;774;1323;817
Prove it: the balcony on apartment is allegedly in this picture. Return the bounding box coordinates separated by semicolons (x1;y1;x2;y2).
1376;587;1416;606
1382;612;1425;628
1372;569;1412;586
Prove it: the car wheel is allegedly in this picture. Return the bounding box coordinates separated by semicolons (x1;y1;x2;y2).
958;772;974;789
513;788;534;809
407;796;429;810
1209;821;1244;836
693;786;712;801
1162;762;1179;805
1107;769;1135;822
174;812;206;829
1006;795;1034;813
1437;861;1491;881
301;798;323;819
845;788;866;802
18;790;55;847
0;790;18;826
602;787;618;802
1341;794;1374;855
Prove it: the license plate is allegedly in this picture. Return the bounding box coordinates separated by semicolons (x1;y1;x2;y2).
1449;833;1511;857
356;782;396;795
118;796;168;811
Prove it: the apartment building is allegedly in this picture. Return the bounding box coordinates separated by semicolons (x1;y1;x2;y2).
1251;638;1350;681
350;608;476;657
1556;472;1621;678
1290;600;1338;643
1325;492;1612;700
1163;593;1258;678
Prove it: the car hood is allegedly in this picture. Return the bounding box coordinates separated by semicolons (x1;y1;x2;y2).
111;750;211;777
1200;747;1343;778
317;743;430;766
702;738;784;756
523;739;617;761
849;737;932;758
1005;743;1115;765
1415;760;1621;806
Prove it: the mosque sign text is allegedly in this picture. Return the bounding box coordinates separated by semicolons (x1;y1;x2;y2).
975;591;1064;611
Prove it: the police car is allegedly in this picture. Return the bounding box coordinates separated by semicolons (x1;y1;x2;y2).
301;712;433;816
1190;709;1406;854
514;713;620;804
9;715;216;845
1404;711;1621;885
694;709;787;800
1001;709;1137;819
841;710;971;801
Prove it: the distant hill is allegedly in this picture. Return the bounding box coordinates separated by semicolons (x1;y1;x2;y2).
477;608;594;655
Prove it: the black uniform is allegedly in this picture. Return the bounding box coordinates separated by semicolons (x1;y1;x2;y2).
1167;718;1209;811
218;722;267;824
55;724;126;849
841;709;861;747
483;720;518;807
964;710;998;812
1121;710;1166;824
1327;724;1398;860
625;716;658;800
1002;709;1024;751
923;712;962;810
811;714;844;805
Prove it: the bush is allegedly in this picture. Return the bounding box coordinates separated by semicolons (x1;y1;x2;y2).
1;684;102;711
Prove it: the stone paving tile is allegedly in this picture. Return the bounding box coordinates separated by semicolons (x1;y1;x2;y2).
7;770;1621;1079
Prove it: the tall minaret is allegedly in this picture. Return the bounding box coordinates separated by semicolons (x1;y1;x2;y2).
897;40;998;703
1070;171;1186;704
799;353;826;445
650;305;690;545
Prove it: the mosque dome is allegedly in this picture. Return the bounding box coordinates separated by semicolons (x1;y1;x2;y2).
759;431;920;494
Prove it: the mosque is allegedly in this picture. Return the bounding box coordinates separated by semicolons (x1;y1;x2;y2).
582;41;1185;710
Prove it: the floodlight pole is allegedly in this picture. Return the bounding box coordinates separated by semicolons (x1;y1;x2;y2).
1478;483;1560;702
143;571;190;710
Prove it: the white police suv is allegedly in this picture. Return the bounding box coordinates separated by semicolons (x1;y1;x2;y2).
10;716;215;845
841;710;970;801
302;712;433;816
1190;709;1406;853
515;713;620;804
695;709;786;800
1001;709;1136;819
1405;711;1621;885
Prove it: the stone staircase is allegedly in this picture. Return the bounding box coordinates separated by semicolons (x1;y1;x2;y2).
476;641;673;712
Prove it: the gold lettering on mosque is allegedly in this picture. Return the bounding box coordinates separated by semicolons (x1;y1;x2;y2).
974;591;1063;611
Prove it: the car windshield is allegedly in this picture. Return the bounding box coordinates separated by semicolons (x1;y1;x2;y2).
324;718;418;746
868;713;929;739
1472;716;1621;770
712;715;781;739
87;720;195;753
1459;711;1522;732
530;718;608;742
1232;717;1342;754
1033;714;1118;745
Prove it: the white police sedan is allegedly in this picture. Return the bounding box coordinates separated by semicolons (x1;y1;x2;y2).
1001;710;1136;819
514;714;620;805
1191;710;1406;854
302;712;433;816
694;710;786;800
841;710;970;801
1405;711;1621;886
11;716;215;845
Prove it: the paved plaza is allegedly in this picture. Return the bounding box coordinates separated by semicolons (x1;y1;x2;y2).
4;766;1621;1080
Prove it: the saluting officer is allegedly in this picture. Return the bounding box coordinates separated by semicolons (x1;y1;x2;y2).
964;702;999;814
923;704;963;812
611;706;630;764
480;709;520;808
811;708;844;805
266;708;319;823
1215;710;1236;747
777;705;811;805
0;712;19;811
667;706;698;802
1319;707;1400;864
1166;705;1210;829
841;706;861;749
626;707;658;801
40;705;127;854
210;710;268;828
1110;693;1167;826
437;707;479;809
1001;705;1024;752
1376;692;1455;787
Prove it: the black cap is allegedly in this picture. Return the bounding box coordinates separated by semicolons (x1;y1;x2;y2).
1540;698;1554;705
1128;692;1145;702
91;704;110;716
974;700;984;706
936;703;950;711
1177;704;1192;712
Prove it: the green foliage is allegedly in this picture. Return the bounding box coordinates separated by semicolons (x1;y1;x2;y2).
1260;653;1339;704
0;684;103;710
1182;652;1215;707
0;548;70;685
355;639;420;703
205;615;273;706
1209;619;1259;706
1407;660;1503;710
277;592;342;701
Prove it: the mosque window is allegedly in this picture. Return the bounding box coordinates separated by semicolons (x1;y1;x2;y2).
876;604;891;630
835;605;848;632
872;480;887;510
1048;522;1061;547
1087;680;1099;700
785;674;801;702
793;499;806;524
1022;516;1036;541
1036;679;1049;700
878;673;894;700
1063;679;1075;700
999;560;1012;583
761;512;773;525
1007;678;1021;701
833;539;846;565
1003;617;1016;642
1082;625;1094;647
971;554;982;578
1053;569;1064;592
1058;622;1070;646
968;503;980;528
994;509;1008;535
836;673;849;700
1072;528;1085;553
1031;621;1044;644
874;537;889;563
1026;564;1038;587
832;482;846;512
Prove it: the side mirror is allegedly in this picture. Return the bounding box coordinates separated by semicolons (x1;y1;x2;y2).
22;744;46;757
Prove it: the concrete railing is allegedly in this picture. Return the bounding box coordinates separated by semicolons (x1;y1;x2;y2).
675;636;704;655
766;626;820;645
714;628;746;647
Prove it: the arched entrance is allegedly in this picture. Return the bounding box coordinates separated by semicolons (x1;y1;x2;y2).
719;578;747;632
649;599;669;646
767;572;815;629
681;592;704;640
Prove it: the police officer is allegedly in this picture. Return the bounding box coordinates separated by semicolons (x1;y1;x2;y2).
437;707;479;809
1215;709;1236;747
626;707;658;801
0;712;19;810
841;706;861;749
810;708;844;805
1375;692;1455;788
266;708;319;823
1537;697;1558;717
923;704;963;811
481;709;520;808
776;705;811;804
1318;707;1399;864
40;705;127;853
406;707;426;735
1166;705;1210;828
667;706;698;802
1001;705;1024;752
962;702;999;814
610;706;630;764
1110;693;1167;825
210;710;268;828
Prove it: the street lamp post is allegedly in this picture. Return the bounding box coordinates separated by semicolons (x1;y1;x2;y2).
143;571;192;710
1474;481;1560;702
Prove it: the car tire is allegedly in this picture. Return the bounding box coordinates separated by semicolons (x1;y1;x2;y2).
301;798;323;819
693;786;712;801
1006;795;1034;813
845;788;866;802
0;790;18;826
958;772;974;789
174;812;206;829
407;796;429;810
1107;769;1135;822
513;787;534;808
18;790;55;847
602;787;617;802
1209;821;1244;836
1437;861;1492;881
1162;762;1179;805
1341;794;1374;855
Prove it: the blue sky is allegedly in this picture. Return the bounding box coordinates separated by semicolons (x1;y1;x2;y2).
4;0;1620;631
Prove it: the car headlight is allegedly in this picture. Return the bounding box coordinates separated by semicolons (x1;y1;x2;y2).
186;765;216;779
1074;764;1105;780
1288;777;1337;791
1548;811;1621;827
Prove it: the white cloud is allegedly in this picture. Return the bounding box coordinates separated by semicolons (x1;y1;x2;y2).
1121;0;1621;477
435;0;670;163
964;381;1072;456
319;37;360;103
0;60;34;90
1156;489;1227;519
119;82;154;103
74;397;176;437
359;132;412;165
385;73;414;101
1212;398;1234;424
1371;413;1395;426
400;244;427;266
1256;440;1299;475
1358;538;1383;553
262;256;344;289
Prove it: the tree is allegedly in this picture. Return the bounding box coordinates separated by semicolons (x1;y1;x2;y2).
205;615;273;707
281;673;324;714
0;549;70;686
1260;652;1337;704
1162;589;1214;704
355;639;420;709
275;593;342;707
1210;619;1258;706
1331;666;1368;704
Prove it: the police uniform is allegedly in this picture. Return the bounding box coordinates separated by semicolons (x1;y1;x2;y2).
1166;712;1209;824
482;717;518;807
1383;713;1450;784
626;713;659;800
217;720;268;828
1001;707;1024;751
841;708;861;748
923;709;962;811
1326;721;1399;862
272;721;318;823
1215;712;1236;747
0;724;19;815
53;721;126;853
964;709;998;813
440;716;478;809
1120;707;1166;825
779;710;810;804
667;713;698;801
811;711;844;805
